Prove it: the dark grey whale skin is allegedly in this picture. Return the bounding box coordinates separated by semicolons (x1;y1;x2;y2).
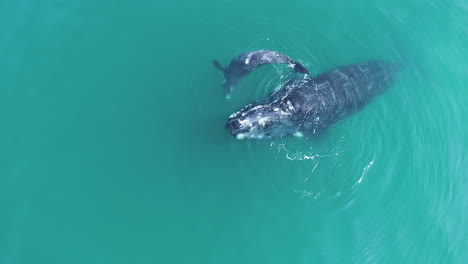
226;61;399;139
213;50;309;97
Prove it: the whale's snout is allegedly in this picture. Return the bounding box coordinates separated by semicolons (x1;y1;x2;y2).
226;99;301;139
226;118;252;139
226;119;241;131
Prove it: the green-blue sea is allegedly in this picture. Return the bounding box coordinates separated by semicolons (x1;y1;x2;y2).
1;0;467;263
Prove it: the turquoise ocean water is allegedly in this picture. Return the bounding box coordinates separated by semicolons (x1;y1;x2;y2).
1;0;467;263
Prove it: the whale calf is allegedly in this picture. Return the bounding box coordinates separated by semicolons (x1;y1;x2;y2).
226;61;399;139
213;50;309;97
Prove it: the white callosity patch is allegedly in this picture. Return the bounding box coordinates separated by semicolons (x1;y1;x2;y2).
244;51;258;64
236;134;245;140
229;110;240;118
238;118;252;127
257;117;271;126
293;131;304;138
250;105;263;111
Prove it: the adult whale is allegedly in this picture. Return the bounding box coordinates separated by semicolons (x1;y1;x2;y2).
226;61;399;139
213;50;309;98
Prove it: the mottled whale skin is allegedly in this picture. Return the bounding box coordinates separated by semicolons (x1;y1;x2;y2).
226;61;399;139
213;50;309;97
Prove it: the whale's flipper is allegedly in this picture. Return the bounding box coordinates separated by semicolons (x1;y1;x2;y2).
212;60;226;73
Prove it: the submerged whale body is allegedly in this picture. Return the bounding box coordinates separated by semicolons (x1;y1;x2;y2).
213;50;309;97
226;61;399;139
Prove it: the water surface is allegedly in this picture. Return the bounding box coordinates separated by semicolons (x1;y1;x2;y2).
1;0;467;263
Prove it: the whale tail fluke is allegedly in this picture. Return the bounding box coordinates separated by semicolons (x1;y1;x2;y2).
212;60;226;73
292;63;310;75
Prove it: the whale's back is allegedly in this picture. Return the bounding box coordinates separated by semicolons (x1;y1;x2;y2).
293;61;398;130
314;61;397;103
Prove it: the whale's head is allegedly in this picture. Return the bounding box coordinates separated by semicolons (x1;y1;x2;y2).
226;95;305;139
